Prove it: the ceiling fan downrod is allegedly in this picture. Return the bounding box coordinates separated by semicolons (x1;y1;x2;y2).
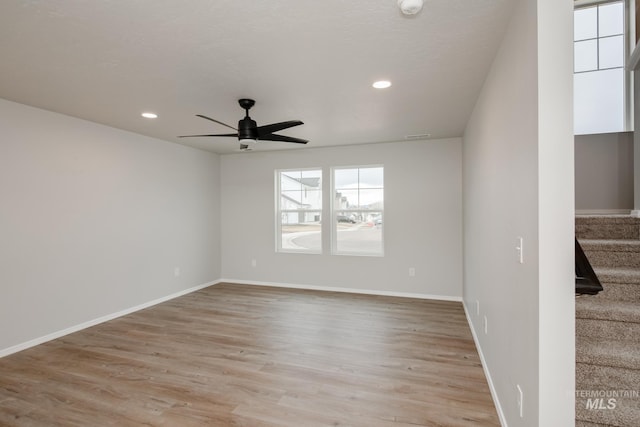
237;99;257;141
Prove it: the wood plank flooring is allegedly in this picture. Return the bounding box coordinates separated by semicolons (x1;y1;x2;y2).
0;283;499;426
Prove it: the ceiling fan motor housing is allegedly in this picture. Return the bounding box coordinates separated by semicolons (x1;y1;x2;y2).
238;118;258;141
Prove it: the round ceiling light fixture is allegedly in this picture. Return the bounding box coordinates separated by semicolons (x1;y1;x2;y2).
373;80;392;89
141;112;158;119
398;0;424;15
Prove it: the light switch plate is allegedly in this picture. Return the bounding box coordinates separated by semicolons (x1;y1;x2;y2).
516;237;524;264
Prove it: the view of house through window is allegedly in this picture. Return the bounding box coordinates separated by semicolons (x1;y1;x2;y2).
276;169;322;253
275;166;384;256
574;0;627;135
332;166;384;256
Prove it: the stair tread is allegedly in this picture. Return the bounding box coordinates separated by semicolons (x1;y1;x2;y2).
580;239;640;250
576;215;640;223
576;297;640;323
575;421;609;427
577;337;640;370
581;238;640;242
594;267;640;285
576;405;640;427
576;215;640;220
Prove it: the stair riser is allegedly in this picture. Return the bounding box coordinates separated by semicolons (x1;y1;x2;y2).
577;362;640;388
594;283;640;303
576;421;611;427
576;318;640;343
576;398;640;427
584;251;640;269
576;224;640;240
576;402;640;425
576;363;640;427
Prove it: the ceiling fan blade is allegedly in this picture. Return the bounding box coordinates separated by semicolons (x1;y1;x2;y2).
256;120;303;136
195;115;237;131
259;133;308;144
178;133;237;138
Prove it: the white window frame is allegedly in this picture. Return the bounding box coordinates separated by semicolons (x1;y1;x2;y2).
574;0;634;134
330;165;384;257
275;168;323;254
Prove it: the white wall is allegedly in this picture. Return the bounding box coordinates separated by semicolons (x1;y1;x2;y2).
575;132;633;213
0;98;221;354
463;0;574;425
635;71;640;213
537;0;575;424
632;72;640;216
220;139;462;299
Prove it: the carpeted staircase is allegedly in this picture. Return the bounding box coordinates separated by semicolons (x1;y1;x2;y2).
575;215;640;427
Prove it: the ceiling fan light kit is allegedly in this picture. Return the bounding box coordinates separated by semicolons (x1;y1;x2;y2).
398;0;424;15
178;98;308;149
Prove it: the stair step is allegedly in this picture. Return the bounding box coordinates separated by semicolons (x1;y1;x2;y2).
576;338;640;370
576;215;640;240
576;401;640;427
576;298;640;323
576;299;640;342
595;268;640;285
593;268;640;302
576;318;640;343
580;240;640;269
576;363;640;427
576;421;614;427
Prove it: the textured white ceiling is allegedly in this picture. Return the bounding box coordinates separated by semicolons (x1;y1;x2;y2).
0;0;513;154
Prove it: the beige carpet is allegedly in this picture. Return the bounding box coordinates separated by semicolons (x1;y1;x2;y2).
575;216;640;427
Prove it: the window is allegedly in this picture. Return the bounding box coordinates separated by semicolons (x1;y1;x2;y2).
332;166;384;256
574;0;630;135
276;169;322;253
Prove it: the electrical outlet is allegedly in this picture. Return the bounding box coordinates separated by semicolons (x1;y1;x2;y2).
174;267;180;277
517;384;523;418
484;316;488;334
409;267;415;277
251;259;257;268
476;300;480;316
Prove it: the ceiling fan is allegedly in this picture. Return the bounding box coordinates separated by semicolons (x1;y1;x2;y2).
179;99;308;148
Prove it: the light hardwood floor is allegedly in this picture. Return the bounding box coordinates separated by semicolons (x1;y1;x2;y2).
0;283;499;426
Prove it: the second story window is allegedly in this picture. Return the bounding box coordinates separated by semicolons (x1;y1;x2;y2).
574;0;629;135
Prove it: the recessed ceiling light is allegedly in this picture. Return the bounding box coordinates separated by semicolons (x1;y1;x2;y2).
373;80;392;89
141;112;158;119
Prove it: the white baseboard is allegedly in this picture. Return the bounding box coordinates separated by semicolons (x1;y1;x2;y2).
219;278;462;302
462;301;507;427
575;209;632;216
0;280;221;358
